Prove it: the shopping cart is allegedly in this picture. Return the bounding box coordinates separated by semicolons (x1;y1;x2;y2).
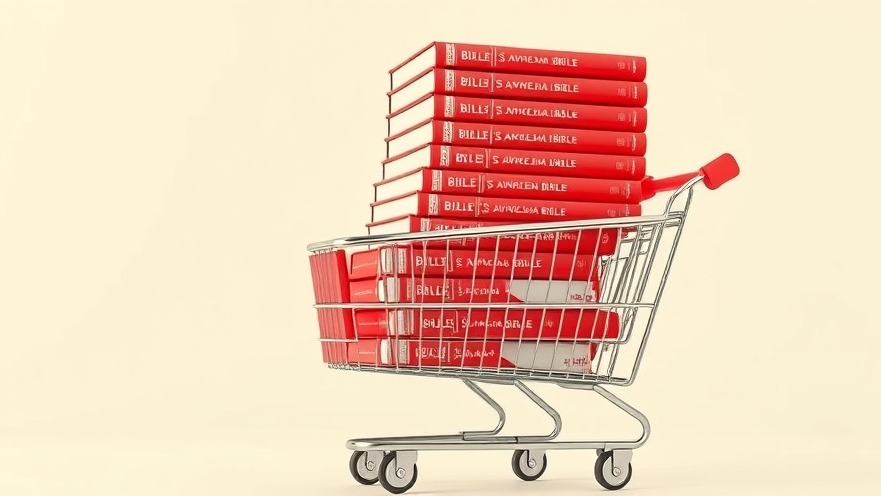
306;153;739;493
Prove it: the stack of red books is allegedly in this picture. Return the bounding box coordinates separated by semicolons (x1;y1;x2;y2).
326;42;653;372
370;41;648;232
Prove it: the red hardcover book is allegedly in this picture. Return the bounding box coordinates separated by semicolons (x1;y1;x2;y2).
353;308;621;341
387;94;647;136
309;250;356;363
350;276;600;304
386;119;646;159
311;252;335;362
349;245;602;281
382;143;646;181
367;215;623;256
389;41;646;88
374;168;642;204
388;68;647;112
346;338;597;373
370;191;641;223
308;253;328;362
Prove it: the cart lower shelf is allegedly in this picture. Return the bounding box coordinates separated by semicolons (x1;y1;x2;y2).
344;378;648;494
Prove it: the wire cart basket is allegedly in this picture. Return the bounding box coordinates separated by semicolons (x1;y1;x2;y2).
306;153;739;493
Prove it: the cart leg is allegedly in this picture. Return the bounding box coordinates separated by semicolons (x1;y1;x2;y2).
459;379;506;439
512;380;563;442
457;379;562;443
591;385;651;451
347;378;512;450
554;384;646;491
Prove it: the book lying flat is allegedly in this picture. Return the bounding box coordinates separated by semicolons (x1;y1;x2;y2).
387;94;647;137
382;143;646;182
386;119;646;160
350;275;600;304
388;67;647;114
352;307;621;341
371;191;640;224
389;41;646;90
374;167;642;204
348;244;602;281
366;215;624;255
346;338;599;373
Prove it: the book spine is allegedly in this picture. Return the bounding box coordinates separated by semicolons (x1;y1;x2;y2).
425;169;641;203
354;308;621;341
425;192;640;222
435;42;646;82
436;69;647;107
433;95;646;132
350;245;601;280
311;251;356;363
349;277;600;304
308;254;328;363
409;144;646;180
365;338;596;372
428;120;646;156
417;217;622;255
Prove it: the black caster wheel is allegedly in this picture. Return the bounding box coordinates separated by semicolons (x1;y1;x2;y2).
348;450;379;485
594;451;633;490
511;449;547;482
378;451;418;494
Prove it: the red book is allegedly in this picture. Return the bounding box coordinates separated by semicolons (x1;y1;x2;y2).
382;143;646;181
349;276;600;304
386;119;646;159
308;252;329;362
389;41;646;89
353;308;621;341
387;94;647;137
309;250;356;362
370;191;641;223
346;338;597;373
348;245;602;281
388;68;647;113
374;168;642;204
366;215;623;256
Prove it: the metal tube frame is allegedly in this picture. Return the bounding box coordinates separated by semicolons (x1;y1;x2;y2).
345;377;650;454
311;176;703;471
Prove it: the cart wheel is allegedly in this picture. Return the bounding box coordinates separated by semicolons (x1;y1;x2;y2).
378;451;418;494
349;450;380;485
594;451;633;490
511;449;547;482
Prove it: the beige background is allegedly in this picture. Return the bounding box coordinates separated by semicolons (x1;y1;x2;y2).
2;0;880;494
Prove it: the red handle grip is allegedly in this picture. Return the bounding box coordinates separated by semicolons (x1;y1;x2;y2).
641;153;739;200
698;153;740;190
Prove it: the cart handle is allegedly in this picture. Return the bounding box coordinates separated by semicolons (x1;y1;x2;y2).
641;153;740;201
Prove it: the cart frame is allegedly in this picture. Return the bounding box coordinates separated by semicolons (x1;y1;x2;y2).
307;155;738;493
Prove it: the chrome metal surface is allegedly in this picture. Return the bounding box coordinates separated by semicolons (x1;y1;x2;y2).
344;379;650;453
459;379;506;439
308;172;718;492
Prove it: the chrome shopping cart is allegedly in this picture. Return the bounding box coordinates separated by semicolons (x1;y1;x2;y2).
306;153;739;494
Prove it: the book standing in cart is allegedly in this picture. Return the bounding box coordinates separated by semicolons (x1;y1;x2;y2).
307;40;741;494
